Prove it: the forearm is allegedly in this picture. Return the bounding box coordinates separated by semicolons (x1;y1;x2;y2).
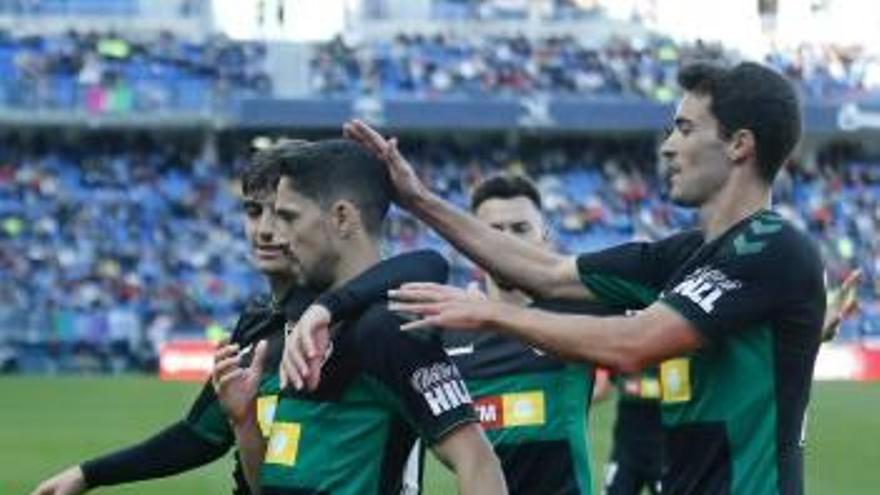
232;416;266;495
80;422;228;488
412;193;578;299
487;303;648;371
454;454;507;495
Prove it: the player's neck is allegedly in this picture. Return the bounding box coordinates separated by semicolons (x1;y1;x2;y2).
699;176;771;242
329;238;381;290
268;275;296;300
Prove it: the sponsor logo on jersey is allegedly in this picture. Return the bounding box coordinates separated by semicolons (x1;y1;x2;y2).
474;391;546;429
265;422;302;466
475;395;504;429
622;376;661;399
256;395;278;438
410;363;472;416
660;358;692;403
670;265;741;313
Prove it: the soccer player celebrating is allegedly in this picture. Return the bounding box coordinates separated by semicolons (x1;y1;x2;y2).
212;139;506;495
29;142;451;495
430;174;616;494
297;61;822;495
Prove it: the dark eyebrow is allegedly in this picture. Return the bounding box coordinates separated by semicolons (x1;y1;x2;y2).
674;117;693;127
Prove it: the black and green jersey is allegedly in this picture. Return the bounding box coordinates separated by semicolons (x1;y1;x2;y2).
261;303;477;495
185;287;316;495
577;210;825;495
443;299;616;495
609;369;663;474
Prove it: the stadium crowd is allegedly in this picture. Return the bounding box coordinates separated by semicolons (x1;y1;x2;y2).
0;138;876;372
0;29;270;113
310;33;878;100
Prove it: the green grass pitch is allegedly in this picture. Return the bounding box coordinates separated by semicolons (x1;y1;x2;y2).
1;377;877;494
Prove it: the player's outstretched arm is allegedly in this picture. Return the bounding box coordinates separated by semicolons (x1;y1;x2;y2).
29;421;229;495
431;423;508;495
391;288;702;372
343;119;590;301
213;339;269;494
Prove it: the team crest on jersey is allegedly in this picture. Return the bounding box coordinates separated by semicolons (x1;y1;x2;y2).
670;265;741;313
410;363;472;416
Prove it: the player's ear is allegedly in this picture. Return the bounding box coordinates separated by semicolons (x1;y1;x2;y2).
727;128;755;165
330;200;359;239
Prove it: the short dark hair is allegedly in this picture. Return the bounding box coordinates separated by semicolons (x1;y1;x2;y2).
677;61;802;183
275;138;391;236
241;138;310;196
471;174;543;212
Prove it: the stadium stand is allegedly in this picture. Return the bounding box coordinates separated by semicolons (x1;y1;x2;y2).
0;0;876;376
0;29;270;113
0;136;876;373
308;33;877;100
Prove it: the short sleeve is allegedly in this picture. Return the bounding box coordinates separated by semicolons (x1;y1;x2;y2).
576;231;702;308
355;307;477;445
660;226;825;342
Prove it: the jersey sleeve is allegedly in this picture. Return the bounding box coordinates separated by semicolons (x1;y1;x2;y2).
181;310;255;446
355;307;477;446
183;381;234;447
317;249;449;322
659;224;825;343
576;231;702;308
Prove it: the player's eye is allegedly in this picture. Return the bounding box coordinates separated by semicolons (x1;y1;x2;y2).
277;209;298;223
512;223;531;235
676;122;694;136
243;202;263;217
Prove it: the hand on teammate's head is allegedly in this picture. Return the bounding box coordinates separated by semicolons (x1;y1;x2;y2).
342;119;430;209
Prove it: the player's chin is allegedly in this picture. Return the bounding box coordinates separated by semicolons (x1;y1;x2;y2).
255;259;295;276
668;188;700;208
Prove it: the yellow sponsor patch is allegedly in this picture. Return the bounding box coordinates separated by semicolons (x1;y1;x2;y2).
265;422;302;466
640;377;661;399
660;358;692;403
256;396;278;438
502;391;546;427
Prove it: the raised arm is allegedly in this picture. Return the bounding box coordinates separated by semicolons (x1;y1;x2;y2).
343;119;590;301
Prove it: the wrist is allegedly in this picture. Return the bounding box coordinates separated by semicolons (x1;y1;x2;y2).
303;303;333;326
482;300;507;329
71;464;90;489
228;402;258;428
